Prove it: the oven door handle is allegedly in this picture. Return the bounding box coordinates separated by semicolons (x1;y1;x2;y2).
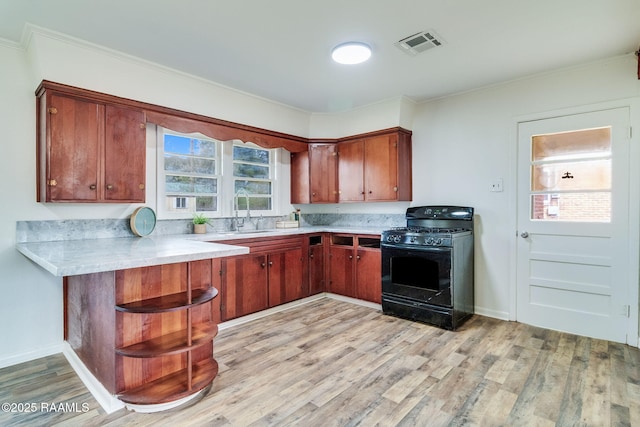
381;243;452;252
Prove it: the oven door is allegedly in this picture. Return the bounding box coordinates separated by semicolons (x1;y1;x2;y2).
381;243;452;307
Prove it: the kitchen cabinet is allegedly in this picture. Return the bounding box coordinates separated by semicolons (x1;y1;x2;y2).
309;144;338;203
290;150;310;204
338;130;412;202
308;234;326;295
65;259;220;405
36;82;146;203
220;236;306;320
328;234;382;303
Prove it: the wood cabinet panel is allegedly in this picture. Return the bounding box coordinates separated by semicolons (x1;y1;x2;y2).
309;144;338;203
363;133;399;201
290;150;310;204
328;245;356;298
104;105;146;201
337;140;365;202
308;234;326;295
268;247;305;306
355;248;382;304
46;94;102;202
221;254;269;320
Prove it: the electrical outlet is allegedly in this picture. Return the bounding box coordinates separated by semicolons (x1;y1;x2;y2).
490;179;503;192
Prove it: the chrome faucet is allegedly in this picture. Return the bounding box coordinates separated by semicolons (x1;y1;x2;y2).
232;188;251;230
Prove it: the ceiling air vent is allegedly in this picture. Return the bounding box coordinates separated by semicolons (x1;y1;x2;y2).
394;30;444;56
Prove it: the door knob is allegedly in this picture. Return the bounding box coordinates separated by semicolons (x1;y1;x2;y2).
520;231;529;238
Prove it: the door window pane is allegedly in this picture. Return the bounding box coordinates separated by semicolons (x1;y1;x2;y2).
530;127;611;222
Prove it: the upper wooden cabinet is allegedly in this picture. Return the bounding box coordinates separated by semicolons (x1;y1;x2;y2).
291;128;412;204
37;85;146;203
309;143;339;203
338;130;412;202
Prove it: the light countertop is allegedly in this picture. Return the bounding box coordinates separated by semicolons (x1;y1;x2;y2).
16;226;384;277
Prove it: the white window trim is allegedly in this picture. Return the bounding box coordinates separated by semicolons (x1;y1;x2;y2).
156;127;282;220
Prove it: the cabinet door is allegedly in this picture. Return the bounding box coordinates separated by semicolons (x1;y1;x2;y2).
268;247;305;307
308;242;325;295
337;140;365;202
309;144;338;203
221;254;269;320
328;246;356;298
47;94;102;202
355;248;382;303
290;150;310;204
104;105;146;202
364;133;399;201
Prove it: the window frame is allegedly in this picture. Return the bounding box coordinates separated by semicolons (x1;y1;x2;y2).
156;127;280;220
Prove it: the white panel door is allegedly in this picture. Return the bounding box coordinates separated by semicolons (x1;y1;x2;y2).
516;108;630;343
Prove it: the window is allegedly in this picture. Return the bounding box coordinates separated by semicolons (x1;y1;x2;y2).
530;127;611;222
157;128;278;219
233;142;273;211
159;131;220;215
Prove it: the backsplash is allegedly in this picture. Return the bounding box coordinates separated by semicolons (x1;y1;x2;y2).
301;213;404;228
16;213;405;243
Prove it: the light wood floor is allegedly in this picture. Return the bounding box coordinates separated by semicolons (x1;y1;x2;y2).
2;297;640;426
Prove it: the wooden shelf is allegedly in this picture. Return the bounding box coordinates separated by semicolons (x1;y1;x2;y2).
116;323;218;358
116;287;218;313
118;358;219;405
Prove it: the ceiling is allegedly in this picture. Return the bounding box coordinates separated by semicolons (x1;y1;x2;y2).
1;0;639;113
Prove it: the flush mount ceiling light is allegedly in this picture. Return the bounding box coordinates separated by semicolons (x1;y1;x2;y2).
331;42;371;65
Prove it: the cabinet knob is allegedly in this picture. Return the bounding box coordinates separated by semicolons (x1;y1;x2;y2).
309;253;314;259
139;184;145;190
349;255;353;260
48;107;58;115
106;184;113;190
261;262;266;268
394;186;398;192
269;261;273;267
356;255;361;260
89;184;96;190
48;179;57;187
139;123;146;129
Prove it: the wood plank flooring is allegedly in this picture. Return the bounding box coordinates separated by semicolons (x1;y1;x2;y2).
1;297;640;426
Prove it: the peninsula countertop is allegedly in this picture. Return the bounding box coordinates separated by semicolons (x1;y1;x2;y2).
16;226;385;277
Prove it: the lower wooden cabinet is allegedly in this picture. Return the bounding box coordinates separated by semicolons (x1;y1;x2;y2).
328;234;381;303
65;259;221;405
220;236;306;321
308;234;326;295
218;232;380;323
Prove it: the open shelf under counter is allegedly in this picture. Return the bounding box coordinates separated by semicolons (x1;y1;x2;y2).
118;358;219;405
116;322;218;358
116;287;218;313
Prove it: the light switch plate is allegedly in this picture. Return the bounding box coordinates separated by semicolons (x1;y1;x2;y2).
490;179;503;192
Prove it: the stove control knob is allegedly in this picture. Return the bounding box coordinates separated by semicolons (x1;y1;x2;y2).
409;236;416;243
426;237;434;245
435;238;443;246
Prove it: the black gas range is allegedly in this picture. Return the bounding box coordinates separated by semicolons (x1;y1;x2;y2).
381;206;474;330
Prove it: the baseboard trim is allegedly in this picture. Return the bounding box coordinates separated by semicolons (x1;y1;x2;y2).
218;293;326;330
0;343;65;370
62;343;125;414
